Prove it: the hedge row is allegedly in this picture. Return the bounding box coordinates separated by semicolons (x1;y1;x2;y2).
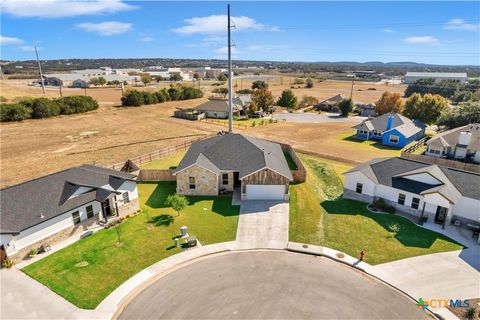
121;86;204;107
1;96;99;122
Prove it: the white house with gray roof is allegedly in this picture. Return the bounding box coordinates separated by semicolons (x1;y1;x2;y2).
173;133;293;200
426;123;480;163
343;157;480;238
0;165;139;263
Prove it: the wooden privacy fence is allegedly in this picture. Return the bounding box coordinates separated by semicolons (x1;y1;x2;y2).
402;136;430;154
107;134;215;170
401;152;480;174
279;143;307;183
138;169;175;182
173;110;206;121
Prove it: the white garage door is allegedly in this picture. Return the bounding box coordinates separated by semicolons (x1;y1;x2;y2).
245;185;285;200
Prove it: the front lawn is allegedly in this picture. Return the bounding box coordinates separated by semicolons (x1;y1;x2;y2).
23;181;239;309
289;153;464;265
140;150;186;169
339;133;402;158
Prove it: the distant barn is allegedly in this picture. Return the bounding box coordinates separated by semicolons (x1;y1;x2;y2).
404;72;467;84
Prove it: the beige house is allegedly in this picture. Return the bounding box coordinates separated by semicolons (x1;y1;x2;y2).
174;133;293;200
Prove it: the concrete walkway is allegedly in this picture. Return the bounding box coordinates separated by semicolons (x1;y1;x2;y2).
233;190;289;249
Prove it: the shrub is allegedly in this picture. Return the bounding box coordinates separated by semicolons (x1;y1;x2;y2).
374;197;395;213
182;87;203;100
29;98;60;119
57;96;99;114
168;86;183;101
29;248;39;256
121;90;145;107
236;89;253;94
0;103;32;121
155;89;169;103
2;258;13;269
142;91;158;105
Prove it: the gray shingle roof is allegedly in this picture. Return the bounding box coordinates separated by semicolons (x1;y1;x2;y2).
427;123;480;151
345;157;480;201
193;98;245;113
352;113;425;138
0;165;136;234
174;134;293;180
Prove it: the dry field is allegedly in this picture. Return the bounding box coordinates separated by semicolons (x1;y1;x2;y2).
0;78;406;187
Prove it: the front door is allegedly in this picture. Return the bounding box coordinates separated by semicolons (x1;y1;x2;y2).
233;172;241;187
102;199;112;221
435;206;448;224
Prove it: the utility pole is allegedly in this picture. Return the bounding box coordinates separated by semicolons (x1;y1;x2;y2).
35;45;46;94
350;79;354;99
227;3;233;133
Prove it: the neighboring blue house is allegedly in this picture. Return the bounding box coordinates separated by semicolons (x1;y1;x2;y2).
353;113;426;148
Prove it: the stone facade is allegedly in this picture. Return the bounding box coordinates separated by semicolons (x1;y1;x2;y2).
7;214;100;264
176;165;218;196
117;198;140;217
218;172;234;192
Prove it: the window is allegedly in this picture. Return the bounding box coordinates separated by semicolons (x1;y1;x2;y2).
398;193;406;205
389;135;399;144
189;177;196;190
86;205;94;219
122;192;130;204
356;183;363;194
72;211;81;225
222;173;229;185
411;197;420;209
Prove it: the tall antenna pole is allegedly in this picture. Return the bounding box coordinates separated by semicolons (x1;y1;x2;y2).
350;79;354;99
227;3;233;133
35;45;46;94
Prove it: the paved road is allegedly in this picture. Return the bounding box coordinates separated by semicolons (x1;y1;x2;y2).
235;198;289;249
118;251;430;320
274;112;367;123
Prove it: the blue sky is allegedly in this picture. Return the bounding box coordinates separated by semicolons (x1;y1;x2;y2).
1;1;479;65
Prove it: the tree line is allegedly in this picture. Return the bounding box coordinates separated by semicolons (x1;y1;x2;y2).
1;96;99;122
121;85;203;107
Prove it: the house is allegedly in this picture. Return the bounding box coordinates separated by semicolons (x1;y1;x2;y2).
315;94;345;112
355;102;376;117
191;97;249;119
404;72;467;84
426;124;480;163
343;157;480;235
353;113;426;148
0;165;139;263
173;133;293;200
71;79;88;88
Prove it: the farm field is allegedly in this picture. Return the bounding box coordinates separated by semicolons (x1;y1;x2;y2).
0;77;406;187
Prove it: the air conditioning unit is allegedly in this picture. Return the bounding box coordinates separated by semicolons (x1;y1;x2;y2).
454;220;461;227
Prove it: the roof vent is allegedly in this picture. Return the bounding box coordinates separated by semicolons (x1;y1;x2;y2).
39;212;45;219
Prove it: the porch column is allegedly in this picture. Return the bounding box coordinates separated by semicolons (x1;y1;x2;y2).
442;207;450;230
419;202;427;224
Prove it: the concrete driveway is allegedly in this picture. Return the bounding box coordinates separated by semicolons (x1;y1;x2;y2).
273;112;367;123
1;268;77;320
235;199;289;249
371;248;480;300
118;251;430;320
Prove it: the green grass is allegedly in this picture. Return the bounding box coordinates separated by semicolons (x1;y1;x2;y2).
140;150;186;169
339;133;402;157
284;152;298;170
289;153;464;265
23;182;239;309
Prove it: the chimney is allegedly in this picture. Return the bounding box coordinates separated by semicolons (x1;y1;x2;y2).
386;113;394;131
458;131;472;146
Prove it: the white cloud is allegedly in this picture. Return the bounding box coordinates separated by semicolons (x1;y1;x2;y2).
173;15;278;35
383;29;395;33
0;35;23;45
403;36;439;45
444;19;478;32
1;0;135;18
76;21;133;36
213;46;238;59
19;45;39;52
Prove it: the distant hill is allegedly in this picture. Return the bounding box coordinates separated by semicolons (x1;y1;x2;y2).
2;58;479;77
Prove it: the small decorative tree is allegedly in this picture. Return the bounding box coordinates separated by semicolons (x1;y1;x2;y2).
338;98;354;116
165;194;189;217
